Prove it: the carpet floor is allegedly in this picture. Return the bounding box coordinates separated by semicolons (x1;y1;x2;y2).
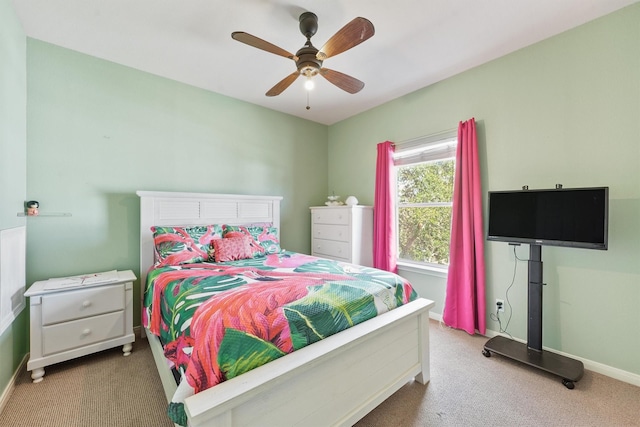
1;320;639;426
0;336;173;427
356;321;640;426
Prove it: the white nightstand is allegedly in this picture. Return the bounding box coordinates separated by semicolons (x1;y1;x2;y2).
24;270;136;383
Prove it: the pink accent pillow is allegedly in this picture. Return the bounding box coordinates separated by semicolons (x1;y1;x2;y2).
222;224;282;257
213;236;253;262
224;231;246;239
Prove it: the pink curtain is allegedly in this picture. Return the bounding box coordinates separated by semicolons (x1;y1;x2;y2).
373;141;397;273
443;118;486;335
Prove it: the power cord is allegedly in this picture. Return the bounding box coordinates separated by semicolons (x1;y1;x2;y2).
490;245;525;339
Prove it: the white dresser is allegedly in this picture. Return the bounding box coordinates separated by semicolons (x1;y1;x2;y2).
310;206;373;267
24;270;136;383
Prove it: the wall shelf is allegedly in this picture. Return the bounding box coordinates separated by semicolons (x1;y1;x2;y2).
17;212;72;217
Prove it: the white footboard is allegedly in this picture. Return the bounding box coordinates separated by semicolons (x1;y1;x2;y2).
146;297;434;427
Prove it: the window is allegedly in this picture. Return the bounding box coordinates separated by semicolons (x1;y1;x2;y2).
394;132;457;268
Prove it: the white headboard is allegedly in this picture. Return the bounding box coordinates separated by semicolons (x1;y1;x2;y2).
136;191;283;290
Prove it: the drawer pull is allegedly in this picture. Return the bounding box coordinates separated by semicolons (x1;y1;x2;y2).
82;300;92;308
82;328;91;336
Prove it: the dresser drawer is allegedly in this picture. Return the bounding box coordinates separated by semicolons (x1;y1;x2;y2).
312;209;349;225
42;311;125;355
312;238;351;261
313;224;349;242
42;284;125;325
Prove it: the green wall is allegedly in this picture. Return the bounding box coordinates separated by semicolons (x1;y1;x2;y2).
0;1;27;231
0;0;28;397
25;39;329;324
328;5;640;377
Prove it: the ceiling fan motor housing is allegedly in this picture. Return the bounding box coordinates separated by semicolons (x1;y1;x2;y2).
297;12;322;77
296;44;322;76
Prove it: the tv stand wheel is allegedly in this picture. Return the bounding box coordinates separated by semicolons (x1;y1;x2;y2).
482;348;491;357
562;379;575;390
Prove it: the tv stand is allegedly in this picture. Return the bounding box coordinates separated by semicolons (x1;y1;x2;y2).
482;244;584;389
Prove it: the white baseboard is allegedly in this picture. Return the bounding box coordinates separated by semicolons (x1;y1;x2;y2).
429;311;443;322
484;328;640;387
0;353;28;415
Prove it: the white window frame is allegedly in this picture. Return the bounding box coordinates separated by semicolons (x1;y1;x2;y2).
393;130;457;274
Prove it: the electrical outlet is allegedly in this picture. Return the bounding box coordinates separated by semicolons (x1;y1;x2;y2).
496;299;505;313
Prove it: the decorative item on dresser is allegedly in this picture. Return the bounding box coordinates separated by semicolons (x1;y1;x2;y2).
24;270;136;383
345;195;359;206
310;205;373;267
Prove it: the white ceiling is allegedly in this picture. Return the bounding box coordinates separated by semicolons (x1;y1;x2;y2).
11;0;638;125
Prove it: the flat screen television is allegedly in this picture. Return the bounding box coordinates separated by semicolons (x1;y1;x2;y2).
487;187;608;250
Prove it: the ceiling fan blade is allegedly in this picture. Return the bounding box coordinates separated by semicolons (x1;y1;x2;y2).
231;32;298;60
317;17;374;60
319;68;364;94
266;72;300;97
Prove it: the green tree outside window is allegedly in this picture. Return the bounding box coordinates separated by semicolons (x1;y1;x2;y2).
397;159;455;265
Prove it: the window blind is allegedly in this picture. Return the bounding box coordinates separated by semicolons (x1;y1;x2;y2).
393;130;457;166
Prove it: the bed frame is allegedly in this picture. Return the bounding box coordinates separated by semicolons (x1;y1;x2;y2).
137;190;435;427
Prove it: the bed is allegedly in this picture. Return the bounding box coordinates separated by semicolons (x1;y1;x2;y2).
137;190;435;427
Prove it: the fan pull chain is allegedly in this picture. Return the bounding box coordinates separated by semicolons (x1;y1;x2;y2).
306;91;311;110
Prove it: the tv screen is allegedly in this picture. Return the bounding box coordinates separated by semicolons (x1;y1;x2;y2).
487;187;608;250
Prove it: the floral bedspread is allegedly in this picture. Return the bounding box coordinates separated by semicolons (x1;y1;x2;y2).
143;251;418;425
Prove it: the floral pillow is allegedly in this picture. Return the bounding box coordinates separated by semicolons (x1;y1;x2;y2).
212;236;254;262
222;225;283;257
152;224;222;267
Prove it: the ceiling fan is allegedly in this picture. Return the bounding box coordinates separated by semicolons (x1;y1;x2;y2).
231;12;375;97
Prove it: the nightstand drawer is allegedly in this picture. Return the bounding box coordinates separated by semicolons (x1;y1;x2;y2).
312;209;349;225
42;311;125;355
42;284;125;325
312;238;350;260
314;224;349;242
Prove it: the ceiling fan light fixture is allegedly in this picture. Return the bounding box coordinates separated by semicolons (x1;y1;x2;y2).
304;77;315;91
301;65;318;90
300;65;319;77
